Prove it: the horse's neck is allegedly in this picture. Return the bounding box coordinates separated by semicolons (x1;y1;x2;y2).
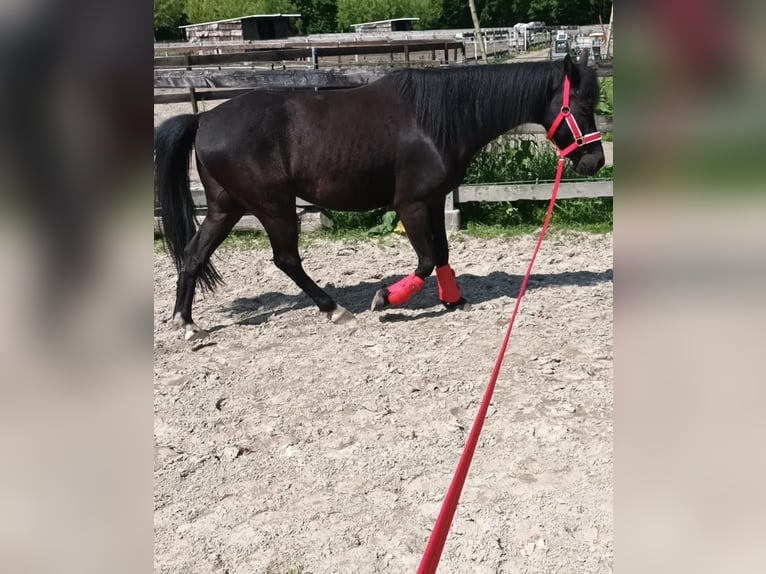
458;69;550;162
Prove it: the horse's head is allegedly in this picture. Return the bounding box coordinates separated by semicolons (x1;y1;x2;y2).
544;52;605;176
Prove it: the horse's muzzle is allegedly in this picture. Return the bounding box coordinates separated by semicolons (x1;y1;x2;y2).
574;151;605;176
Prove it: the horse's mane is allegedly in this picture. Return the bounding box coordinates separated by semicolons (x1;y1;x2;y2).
382;61;597;153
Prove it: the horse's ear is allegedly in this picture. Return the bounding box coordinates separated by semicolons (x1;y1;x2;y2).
563;54;580;87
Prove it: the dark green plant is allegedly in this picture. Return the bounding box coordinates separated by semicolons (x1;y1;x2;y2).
465;137;613;183
597;76;613;116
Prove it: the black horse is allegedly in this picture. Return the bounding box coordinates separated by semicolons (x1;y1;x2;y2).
155;54;604;340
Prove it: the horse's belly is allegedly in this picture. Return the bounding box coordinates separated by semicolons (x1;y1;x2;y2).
296;173;395;212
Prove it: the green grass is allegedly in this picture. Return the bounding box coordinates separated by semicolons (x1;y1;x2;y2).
464;220;611;238
460;196;612;233
219;230;272;249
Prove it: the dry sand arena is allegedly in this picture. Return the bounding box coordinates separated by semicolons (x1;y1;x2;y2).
154;232;613;573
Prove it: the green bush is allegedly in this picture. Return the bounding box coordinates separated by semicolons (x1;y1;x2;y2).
465;137;613;183
597;77;613;116
323;136;613;234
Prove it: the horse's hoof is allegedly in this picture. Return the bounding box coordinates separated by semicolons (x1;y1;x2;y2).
370;289;389;312
184;325;209;342
327;305;355;324
442;297;470;311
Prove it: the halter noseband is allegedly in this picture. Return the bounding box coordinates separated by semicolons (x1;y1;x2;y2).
546;75;602;158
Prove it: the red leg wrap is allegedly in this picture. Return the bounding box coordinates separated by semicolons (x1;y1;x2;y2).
387;274;425;306
436;264;461;304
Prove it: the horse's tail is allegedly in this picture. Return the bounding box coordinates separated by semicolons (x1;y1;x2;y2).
154;113;222;291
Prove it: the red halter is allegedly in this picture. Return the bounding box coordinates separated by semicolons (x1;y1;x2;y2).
546;75;602;158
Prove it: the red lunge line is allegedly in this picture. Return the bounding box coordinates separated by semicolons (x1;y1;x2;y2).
416;158;566;574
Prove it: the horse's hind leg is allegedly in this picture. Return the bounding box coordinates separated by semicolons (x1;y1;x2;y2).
252;196;354;323
172;169;244;340
172;204;243;340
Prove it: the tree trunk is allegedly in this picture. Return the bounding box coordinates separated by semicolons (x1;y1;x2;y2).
468;0;488;62
605;2;614;58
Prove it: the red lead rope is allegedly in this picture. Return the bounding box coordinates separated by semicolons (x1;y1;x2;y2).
416;158;566;574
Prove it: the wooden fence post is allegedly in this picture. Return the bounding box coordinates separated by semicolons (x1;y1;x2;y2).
189;87;198;114
185;55;198;113
444;190;460;232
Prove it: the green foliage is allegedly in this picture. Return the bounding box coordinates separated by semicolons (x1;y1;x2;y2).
322;137;613;235
293;0;338;33
465;137;613;183
458;136;613;232
154;0;188;39
336;0;443;31
436;0;471;28
527;0;609;25
596;76;613;116
365;210;399;235
155;0;186;28
154;0;613;39
437;0;612;28
325;208;391;234
183;0;298;25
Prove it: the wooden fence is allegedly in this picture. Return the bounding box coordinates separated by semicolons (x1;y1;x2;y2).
153;178;613;235
155;41;468;112
154;41;465;69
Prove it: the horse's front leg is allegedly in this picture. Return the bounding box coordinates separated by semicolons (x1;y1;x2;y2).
428;199;467;310
371;201;435;311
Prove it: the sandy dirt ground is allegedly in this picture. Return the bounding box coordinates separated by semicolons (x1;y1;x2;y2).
154;232;613;573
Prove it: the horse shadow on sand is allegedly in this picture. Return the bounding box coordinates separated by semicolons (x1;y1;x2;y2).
211;268;612;332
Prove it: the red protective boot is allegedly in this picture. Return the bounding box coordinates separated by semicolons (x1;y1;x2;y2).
436;265;461;304
386;274;425;306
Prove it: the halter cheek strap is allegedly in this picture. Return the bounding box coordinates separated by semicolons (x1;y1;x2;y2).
546;75;602;158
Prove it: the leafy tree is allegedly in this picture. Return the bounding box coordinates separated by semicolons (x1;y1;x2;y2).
436;0;611;29
293;0;338;33
154;0;188;40
476;0;517;27
336;0;443;31
437;0;472;28
183;0;298;25
527;0;611;25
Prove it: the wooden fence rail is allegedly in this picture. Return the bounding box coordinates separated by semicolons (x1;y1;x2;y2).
153;180;613;235
154;41;464;68
154;65;613;91
155;67;384;89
